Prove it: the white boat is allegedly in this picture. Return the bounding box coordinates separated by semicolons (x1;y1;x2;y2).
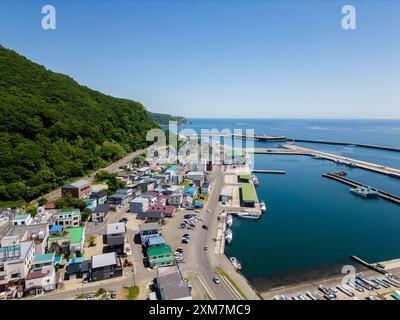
225;228;233;243
350;186;379;198
238;213;260;220
260;201;266;213
252;175;259;187
226;214;233;227
229;257;242;270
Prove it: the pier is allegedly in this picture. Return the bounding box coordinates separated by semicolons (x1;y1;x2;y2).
251;169;286;174
322;172;400;205
291;139;400;152
350;255;386;275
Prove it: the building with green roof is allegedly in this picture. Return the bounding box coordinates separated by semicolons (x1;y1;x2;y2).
240;182;258;207
238;173;251;183
11;213;32;226
147;244;174;268
48;226;85;256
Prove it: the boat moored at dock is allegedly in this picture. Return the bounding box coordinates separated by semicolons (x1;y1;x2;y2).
350;186;379;198
237;212;260;220
225;228;233;243
229;257;242;270
252;175;259;186
226;214;233;227
260;201;266;213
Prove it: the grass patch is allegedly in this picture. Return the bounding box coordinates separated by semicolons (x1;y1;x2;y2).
75;294;85;299
127;286;140;300
215;267;248;300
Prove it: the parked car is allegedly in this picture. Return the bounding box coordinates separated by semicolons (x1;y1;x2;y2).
110;290;117;299
202;225;208;230
213;276;220;284
204;246;208;251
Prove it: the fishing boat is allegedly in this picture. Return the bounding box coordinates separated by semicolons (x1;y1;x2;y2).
229;257;242;270
238;212;260;220
226;214;233;227
252;175;259;187
260;201;266;213
350;186;379;198
225;228;233;243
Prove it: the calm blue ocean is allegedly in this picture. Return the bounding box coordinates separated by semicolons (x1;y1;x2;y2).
183;119;400;290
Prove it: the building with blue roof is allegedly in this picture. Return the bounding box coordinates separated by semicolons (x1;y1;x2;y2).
183;186;197;198
32;252;56;270
146;235;165;248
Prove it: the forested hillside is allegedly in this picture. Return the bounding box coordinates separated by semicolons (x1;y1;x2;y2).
0;45;159;202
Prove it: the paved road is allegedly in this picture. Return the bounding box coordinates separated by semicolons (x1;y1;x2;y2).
185;164;235;300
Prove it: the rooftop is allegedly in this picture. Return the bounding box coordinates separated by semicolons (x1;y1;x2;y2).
92;252;117;269
147;235;165;246
139;222;160;232
13;214;30;221
32;252;55;264
59;209;80;216
63;179;90;189
241;182;258;202
48;226;84;244
147;244;172;257
106;222;126;235
92;204;110;213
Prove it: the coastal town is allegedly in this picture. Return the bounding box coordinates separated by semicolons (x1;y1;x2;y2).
0;140;266;301
1;136;400;301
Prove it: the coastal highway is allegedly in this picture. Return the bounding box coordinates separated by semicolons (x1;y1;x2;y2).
185;164;236;300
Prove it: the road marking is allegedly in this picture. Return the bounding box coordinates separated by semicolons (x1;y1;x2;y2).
195;272;215;300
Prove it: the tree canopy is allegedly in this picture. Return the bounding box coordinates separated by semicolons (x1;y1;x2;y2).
0;46;162;202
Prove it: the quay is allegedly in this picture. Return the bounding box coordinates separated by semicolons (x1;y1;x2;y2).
291;139;400;152
350;255;386;275
252;144;400;179
322;172;400;205
251;169;286;174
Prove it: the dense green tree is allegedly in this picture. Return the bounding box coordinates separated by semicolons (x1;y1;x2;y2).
0;45;181;202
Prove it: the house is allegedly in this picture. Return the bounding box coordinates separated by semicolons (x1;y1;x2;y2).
61;179;91;198
200;182;210;195
183;186;197;198
141;191;159;204
104;223;125;255
186;172;205;187
147;205;177;218
6;222;49;256
24;266;57;296
31;252;56;271
57;209;80;227
129;197;149;214
47;226;85;256
139;222;160;244
136;181;155;193
147;245;174;268
0;240;35;292
157;266;192;300
182;196;193;209
64;259;90;281
154;194;168;206
11;214;33;227
90;190;108;205
90;252;122;282
91;204;110;223
171;174;184;185
146;235;165;248
84;198;97;210
167;193;183;207
137;166;151;176
108;193;130;208
116;188;133;197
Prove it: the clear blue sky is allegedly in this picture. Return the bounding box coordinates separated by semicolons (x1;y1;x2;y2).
1;0;399;119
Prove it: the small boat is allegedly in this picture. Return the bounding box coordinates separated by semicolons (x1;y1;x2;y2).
225;228;233;243
350;186;379;198
252;175;259;187
226;214;233;227
312;155;325;160
260;201;266;213
238;213;260;219
229;257;242;270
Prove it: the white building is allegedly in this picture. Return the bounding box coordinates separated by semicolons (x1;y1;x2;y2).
167;194;183;206
0;240;35;291
129;197;149;214
11;214;33;227
25;266;57;295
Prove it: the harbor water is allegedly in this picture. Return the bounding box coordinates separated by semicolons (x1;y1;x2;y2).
184;119;400;291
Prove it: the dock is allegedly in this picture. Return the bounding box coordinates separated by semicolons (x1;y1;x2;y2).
350;255;386;275
322;172;400;205
251;169;286;174
291;139;400;152
251;144;400;179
